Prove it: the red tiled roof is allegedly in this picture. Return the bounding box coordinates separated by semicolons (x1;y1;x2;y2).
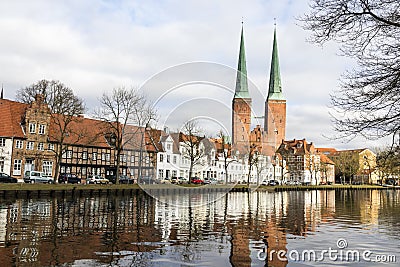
0;99;26;138
48;114;110;148
320;154;335;165
316;147;338;156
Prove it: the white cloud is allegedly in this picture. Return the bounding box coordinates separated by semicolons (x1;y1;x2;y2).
0;0;386;149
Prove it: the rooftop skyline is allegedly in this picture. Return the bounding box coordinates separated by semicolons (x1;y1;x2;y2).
0;0;389;149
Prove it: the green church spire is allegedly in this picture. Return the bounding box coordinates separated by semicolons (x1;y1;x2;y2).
268;27;284;100
234;25;250;99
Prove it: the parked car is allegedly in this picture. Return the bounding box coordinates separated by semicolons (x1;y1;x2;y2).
24;171;53;184
138;176;159;184
87;175;109;184
171;177;178;184
191;177;204;185
108;175;134;184
267;180;279;186
204;178;217;185
177;177;187;184
161;177;171;184
58;173;82;184
286;180;301;186
0;172;18;183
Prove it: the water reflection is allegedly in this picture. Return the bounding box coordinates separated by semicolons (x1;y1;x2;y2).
0;190;399;266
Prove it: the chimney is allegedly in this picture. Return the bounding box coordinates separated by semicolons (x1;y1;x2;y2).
35;94;45;103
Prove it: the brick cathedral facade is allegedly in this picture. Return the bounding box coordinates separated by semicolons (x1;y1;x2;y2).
232;26;286;156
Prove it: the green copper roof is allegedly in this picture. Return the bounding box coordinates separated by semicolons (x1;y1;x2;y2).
234;25;250;99
268;28;285;101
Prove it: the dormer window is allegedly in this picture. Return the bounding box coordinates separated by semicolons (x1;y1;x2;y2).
167;144;171;151
297;143;302;148
29;122;36;134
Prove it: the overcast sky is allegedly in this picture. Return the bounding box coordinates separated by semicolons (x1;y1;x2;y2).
0;0;389;150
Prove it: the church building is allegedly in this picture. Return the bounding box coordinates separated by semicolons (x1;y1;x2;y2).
232;25;287;156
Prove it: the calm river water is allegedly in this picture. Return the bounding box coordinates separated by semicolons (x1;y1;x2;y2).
0;190;399;266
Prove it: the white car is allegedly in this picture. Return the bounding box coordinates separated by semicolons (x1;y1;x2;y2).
23;171;53;184
160;178;171;184
87;175;109;184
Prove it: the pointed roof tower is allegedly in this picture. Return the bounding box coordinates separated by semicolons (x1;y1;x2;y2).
234;24;250;99
267;27;284;100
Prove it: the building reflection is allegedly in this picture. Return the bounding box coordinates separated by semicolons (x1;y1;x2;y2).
0;189;392;266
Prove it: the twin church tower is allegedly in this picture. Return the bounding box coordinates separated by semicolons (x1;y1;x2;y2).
232;25;286;155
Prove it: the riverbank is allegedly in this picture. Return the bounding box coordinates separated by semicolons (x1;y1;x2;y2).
0;183;396;199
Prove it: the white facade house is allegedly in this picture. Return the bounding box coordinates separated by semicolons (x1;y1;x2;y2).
0;137;13;175
156;135;180;180
153;131;284;184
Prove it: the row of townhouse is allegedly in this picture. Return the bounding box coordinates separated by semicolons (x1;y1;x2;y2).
1;95;282;183
0;96;156;181
276;139;336;185
153;130;282;184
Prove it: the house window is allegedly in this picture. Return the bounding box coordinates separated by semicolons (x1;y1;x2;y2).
38;124;46;135
15;140;23;149
48;143;55;151
0;138;5;147
42;161;53;176
167;155;170;163
29;122;36;133
106;153;111;162
167;144;171;150
67;150;73;159
101;153;106;161
92;152;97;161
27;141;34;150
173;156;177;164
0;157;4;172
38;142;44;151
159;154;164;162
82;151;88;160
82;167;86;175
130;155;134;163
159;169;164;178
13;159;22;175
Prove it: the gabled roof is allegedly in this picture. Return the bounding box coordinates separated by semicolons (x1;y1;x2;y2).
277;138;316;155
316;147;338;155
0;99;26;138
320;154;335;165
48;115;111;148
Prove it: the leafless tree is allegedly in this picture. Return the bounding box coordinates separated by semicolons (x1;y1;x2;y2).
376;146;400;184
246;143;259;185
305;153;320;185
16;80;85;182
331;151;359;184
216;130;237;184
254;154;269;186
300;0;400;144
181;121;205;183
96;87;157;184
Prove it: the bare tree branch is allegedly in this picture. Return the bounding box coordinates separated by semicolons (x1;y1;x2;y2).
299;0;400;145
